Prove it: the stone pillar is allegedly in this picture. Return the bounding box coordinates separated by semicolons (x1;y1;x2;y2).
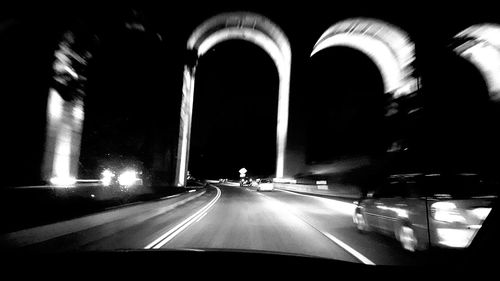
42;88;84;185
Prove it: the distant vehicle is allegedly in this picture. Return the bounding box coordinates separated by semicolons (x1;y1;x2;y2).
219;178;228;183
256;179;274;192
353;173;496;252
100;167;143;191
240;177;252;187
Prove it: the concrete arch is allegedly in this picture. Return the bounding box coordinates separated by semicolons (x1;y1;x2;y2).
311;18;418;98
175;12;292;186
454;23;500;102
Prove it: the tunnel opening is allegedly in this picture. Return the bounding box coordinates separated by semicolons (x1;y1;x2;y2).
189;40;279;181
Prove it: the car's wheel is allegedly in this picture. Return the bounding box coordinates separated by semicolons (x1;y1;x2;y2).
397;225;418;252
354;211;369;233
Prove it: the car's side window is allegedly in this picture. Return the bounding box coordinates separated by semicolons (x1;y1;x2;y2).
404;181;421;198
384;180;410;198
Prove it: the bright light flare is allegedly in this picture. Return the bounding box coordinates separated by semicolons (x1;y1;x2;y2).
471;207;491;221
436;228;476;248
50;176;76;186
431;202;466;223
118;170;140;186
101;169;115;186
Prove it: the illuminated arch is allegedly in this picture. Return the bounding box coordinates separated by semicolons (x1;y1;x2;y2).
175;12;292;186
311;18;418;98
454;23;500;102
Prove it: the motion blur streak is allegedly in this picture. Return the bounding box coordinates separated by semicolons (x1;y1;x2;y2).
145;186;221;249
322;232;375;265
436;228;476;248
311;18;418;98
454;24;500;101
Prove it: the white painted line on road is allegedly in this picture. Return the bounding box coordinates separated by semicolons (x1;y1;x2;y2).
145;186;221;249
161;194;181;200
321;231;375;265
195;212;207;223
260;192;374;265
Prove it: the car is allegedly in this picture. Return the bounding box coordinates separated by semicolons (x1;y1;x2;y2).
353;173;497;252
240;177;252;187
256;179;274;191
100;167;143;190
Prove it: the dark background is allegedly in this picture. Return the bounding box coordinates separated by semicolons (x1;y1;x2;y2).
1;2;500;187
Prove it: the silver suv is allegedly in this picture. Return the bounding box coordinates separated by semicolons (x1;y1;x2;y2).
353;173;497;252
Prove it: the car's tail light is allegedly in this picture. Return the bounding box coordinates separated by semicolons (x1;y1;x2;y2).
470;207;492;221
431;202;466;223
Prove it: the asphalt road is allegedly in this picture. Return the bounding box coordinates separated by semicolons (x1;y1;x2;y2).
2;183;430;265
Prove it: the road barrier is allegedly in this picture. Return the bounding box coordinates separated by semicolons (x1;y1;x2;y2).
273;182;362;199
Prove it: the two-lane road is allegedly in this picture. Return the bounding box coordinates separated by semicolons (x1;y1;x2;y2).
162;185;359;263
3;183;423;265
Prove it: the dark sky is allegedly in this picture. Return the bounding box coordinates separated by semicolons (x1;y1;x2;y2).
304;47;386;164
2;3;500;186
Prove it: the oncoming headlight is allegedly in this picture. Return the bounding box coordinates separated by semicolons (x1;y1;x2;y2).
118;170;140;186
101;169;115;186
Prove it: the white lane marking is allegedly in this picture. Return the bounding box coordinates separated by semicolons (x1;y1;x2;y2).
260;192;374;265
150;187;221;249
145;186;221;249
322;231;375;265
195;212;207;223
161;194;181;200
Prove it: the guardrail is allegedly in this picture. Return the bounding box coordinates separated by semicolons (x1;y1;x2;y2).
273;182;362;199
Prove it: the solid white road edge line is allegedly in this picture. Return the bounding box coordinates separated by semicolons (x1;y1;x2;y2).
321;231;375;265
260;193;375;265
162;194;181;200
144;186;221;249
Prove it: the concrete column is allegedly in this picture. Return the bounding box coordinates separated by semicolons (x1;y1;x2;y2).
42;88;84;185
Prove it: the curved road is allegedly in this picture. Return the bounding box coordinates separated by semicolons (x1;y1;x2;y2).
2;183;424;265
